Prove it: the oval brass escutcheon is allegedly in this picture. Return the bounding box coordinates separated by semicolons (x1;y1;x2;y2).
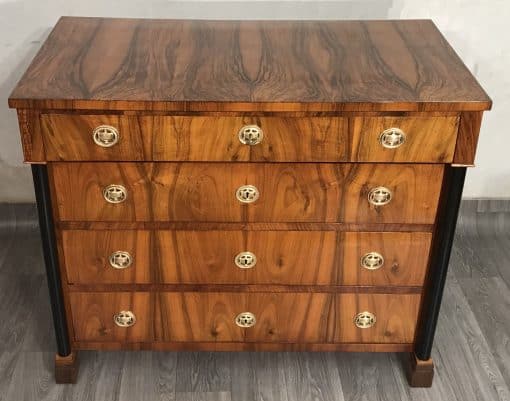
234;251;257;269
103;184;127;204
238;124;263;145
93;125;119;147
368;186;392;206
236;185;259;203
114;310;136;327
354;311;376;328
109;251;133;269
360;252;384;270
379;127;406;149
235;312;257;328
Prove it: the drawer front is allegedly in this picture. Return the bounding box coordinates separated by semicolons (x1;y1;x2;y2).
62;230;431;286
69;292;420;344
42;114;348;162
41;114;457;162
351;116;458;162
51;162;443;224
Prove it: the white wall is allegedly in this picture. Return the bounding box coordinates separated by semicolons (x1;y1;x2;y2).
0;0;508;201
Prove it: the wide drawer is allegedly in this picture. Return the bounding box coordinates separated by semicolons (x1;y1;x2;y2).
62;230;431;286
69;292;421;344
41;114;458;162
51;162;443;224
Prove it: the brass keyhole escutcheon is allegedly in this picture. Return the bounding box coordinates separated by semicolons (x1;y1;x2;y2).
361;252;384;270
103;184;127;204
354;311;376;328
114;311;136;327
109;251;133;269
235;312;257;328
238;125;263;145
93;125;119;147
236;185;259;203
379;127;406;149
368;186;392;206
235;251;257;269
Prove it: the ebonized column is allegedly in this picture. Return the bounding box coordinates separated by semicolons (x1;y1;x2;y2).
31;164;71;357
415;166;467;360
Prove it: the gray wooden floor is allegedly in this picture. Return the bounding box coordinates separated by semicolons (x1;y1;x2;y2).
0;201;509;401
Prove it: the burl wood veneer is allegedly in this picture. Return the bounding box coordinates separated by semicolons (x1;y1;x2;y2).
9;17;490;387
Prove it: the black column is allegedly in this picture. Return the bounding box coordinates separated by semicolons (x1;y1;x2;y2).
31;164;71;356
415;166;466;360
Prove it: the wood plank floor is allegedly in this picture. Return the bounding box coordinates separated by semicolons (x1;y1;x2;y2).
0;201;509;401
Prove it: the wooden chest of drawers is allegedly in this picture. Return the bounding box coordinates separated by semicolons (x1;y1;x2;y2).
9;17;490;387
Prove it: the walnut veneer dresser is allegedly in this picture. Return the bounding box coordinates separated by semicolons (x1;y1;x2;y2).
8;17;491;386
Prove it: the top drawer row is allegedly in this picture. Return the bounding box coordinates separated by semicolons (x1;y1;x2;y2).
41;114;459;162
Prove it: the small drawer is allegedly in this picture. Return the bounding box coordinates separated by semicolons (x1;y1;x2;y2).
351;116;459;162
69;292;421;344
62;230;431;287
51;162;443;224
41;114;457;162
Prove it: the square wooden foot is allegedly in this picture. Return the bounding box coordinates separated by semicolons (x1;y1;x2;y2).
403;353;434;387
55;351;79;384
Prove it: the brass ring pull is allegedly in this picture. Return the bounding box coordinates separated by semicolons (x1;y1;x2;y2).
103;184;127;204
360;252;384;270
379;128;406;149
109;251;133;269
236;185;259;203
368;186;392;206
235;251;257;269
114;311;136;327
235;312;256;328
238;125;263;145
354;311;376;328
93;125;119;147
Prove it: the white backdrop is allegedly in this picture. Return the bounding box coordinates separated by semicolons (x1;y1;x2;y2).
0;0;507;201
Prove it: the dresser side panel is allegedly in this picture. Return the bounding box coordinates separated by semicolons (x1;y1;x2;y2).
453;111;484;165
16;109;45;162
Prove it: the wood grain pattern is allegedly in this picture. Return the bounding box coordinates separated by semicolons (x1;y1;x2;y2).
68;292;420;344
16;109;45;162
65;284;423;294
62;230;431;287
72;341;412;352
50;162;444;224
8;18;491;112
2;14;494;387
41;115;350;162
157;292;247;342
42;114;145;161
404;353;434;387
62;230;152;284
334;293;420;343
340;232;431;286
453;111;483;165
70;292;152;342
5;202;510;398
41;114;459;163
57;221;435;232
351;116;459;162
54;352;79;384
157;292;335;343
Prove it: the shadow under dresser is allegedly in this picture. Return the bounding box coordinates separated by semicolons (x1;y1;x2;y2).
8;17;491;387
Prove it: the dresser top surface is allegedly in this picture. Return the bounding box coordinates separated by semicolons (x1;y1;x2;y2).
9;17;491;112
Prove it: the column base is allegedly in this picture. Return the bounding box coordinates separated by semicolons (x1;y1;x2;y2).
55;351;79;384
403;353;434;387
